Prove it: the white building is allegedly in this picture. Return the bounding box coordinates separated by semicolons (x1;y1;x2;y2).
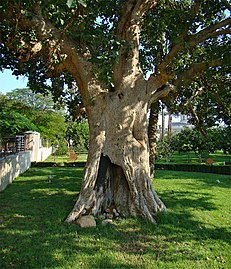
157;114;193;138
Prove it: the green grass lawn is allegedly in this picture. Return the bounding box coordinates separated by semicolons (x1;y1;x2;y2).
0;168;230;269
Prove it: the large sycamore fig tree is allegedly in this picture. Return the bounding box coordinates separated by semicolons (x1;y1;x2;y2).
1;0;230;223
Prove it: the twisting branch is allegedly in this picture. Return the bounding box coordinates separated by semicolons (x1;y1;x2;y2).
0;2;98;102
183;87;208;136
187;102;208;137
115;0;158;38
154;0;203;74
113;0;159;87
152;6;230;76
149;83;176;105
222;0;231;11
187;17;231;46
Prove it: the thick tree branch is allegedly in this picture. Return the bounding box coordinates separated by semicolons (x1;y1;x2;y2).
187;102;208;137
0;2;100;102
183;86;208;136
115;0;158;38
157;44;182;73
148;82;175;105
152;13;230;76
152;1;203;75
160;61;219;104
222;0;231;11
187;17;231;46
113;0;159;88
191;0;203;16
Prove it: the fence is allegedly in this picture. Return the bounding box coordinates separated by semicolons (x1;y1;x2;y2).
0;135;25;158
0;132;54;191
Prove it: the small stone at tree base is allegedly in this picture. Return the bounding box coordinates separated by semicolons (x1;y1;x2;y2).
76;215;96;228
102;219;113;225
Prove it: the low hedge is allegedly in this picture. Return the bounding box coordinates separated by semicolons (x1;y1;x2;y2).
156;163;231;175
31;161;86;167
32;161;231;175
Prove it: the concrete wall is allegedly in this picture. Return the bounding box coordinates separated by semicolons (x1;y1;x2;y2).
0;151;31;191
24;131;53;162
38;146;53;162
0;131;54;191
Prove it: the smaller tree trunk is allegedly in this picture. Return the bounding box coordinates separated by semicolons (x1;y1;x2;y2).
161;103;165;142
148;101;160;177
168;112;172;139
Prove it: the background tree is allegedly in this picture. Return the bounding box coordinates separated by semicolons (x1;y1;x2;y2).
0;0;230;223
6;88;54;110
0;90;66;144
66;119;89;152
174;127;210;161
33;110;66;143
0;110;36;138
215;126;231;154
170;127;227;161
156;138;173;162
169;68;231;134
0;93;36;138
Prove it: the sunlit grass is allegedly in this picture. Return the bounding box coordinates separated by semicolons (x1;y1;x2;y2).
45;153;88;163
156;151;231;165
45;151;231;166
0;168;230;268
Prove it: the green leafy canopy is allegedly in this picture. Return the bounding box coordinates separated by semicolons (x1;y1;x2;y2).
0;0;230;121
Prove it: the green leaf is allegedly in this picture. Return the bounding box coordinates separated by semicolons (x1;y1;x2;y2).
66;0;75;8
60;18;64;25
78;0;87;8
67;0;86;8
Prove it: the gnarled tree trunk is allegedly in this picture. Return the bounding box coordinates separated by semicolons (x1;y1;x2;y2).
66;84;166;224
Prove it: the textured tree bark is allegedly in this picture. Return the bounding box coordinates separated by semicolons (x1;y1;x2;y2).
66;86;166;224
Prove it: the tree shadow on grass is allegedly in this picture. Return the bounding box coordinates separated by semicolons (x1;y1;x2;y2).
110;215;231;265
101;184;231;265
1;167;138;269
0;167;82;268
1;167;230;268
